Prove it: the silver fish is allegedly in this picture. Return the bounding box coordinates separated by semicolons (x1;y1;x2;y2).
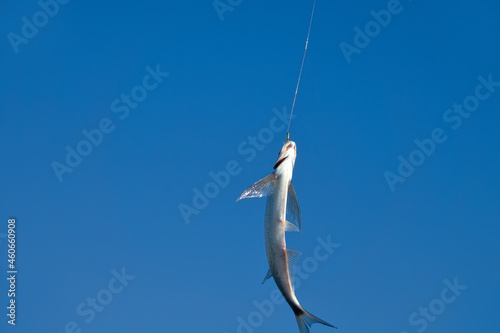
238;140;336;333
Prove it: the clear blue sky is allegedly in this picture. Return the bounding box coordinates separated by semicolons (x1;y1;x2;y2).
1;0;499;332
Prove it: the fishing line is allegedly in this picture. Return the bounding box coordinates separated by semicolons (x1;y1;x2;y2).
286;0;317;141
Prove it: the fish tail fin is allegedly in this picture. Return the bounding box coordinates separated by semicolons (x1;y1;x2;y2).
295;308;337;333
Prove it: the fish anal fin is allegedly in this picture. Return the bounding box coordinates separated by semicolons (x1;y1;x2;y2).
286;249;302;289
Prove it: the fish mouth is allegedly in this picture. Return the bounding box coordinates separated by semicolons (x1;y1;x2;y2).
273;155;288;169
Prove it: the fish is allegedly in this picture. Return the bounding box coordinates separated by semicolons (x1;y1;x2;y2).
237;140;336;333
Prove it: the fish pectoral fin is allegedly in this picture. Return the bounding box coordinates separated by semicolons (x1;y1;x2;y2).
287;181;301;232
237;173;276;201
285;220;299;232
286;249;302;289
262;268;273;284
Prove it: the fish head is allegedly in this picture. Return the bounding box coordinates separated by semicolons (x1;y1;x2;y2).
274;140;297;171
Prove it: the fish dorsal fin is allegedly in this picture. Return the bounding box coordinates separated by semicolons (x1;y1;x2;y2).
287;181;301;232
262;268;273;284
237;173;276;201
286;249;302;289
285;220;299;232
